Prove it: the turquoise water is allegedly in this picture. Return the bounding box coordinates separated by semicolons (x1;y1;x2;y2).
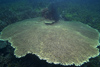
0;0;100;67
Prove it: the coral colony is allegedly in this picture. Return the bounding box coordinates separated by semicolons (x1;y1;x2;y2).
0;17;99;66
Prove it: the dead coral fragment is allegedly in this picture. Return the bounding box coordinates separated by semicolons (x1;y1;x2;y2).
0;17;99;66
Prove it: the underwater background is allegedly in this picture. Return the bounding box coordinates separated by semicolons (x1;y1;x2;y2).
0;0;100;67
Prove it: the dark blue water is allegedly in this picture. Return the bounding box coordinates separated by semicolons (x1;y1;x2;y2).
0;0;100;67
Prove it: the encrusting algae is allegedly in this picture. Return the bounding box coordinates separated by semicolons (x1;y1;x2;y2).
0;17;99;66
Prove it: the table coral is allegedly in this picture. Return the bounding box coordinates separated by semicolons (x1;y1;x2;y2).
0;17;99;66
